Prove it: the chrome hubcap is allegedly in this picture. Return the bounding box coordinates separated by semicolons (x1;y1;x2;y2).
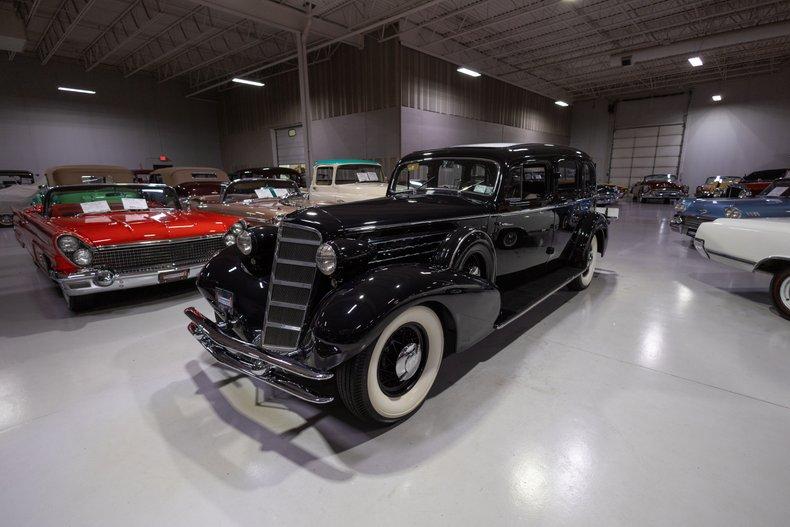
781;277;790;307
395;342;422;381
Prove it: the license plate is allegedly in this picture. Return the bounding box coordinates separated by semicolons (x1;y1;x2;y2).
216;288;234;310
158;269;190;283
596;206;619;219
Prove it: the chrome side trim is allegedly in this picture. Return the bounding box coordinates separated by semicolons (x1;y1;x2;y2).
705;249;756;266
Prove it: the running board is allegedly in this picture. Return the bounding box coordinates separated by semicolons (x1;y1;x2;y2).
494;267;583;328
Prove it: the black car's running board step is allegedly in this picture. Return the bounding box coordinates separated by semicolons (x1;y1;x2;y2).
494;267;583;328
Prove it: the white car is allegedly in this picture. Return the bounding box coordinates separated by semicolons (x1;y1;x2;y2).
310;159;388;202
694;218;790;319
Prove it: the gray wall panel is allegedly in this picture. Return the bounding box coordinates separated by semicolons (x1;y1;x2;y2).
0;56;221;178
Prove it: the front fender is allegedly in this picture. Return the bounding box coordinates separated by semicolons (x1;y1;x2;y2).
563;210;608;266
431;226;497;275
310;263;500;369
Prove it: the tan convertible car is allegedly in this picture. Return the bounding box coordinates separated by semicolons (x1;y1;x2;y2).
190;178;340;224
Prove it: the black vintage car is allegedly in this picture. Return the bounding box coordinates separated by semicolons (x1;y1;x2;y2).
185;144;609;423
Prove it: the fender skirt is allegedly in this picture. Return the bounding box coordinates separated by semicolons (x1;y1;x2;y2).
310;263;500;370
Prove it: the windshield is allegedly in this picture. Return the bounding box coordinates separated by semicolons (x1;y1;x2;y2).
760;179;790;197
391;159;499;198
46;185;179;217
705;176;740;184
644;174;678;182
223;179;299;202
335;164;383;184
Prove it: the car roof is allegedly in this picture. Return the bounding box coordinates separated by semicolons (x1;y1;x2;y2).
399;143;592;164
313;159;381;166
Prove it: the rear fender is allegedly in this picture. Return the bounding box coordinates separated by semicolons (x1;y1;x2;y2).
310;263;500;369
754;257;790;274
563;210;608;267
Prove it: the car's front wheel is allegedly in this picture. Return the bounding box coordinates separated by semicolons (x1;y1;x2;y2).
770;269;790;320
336;305;444;423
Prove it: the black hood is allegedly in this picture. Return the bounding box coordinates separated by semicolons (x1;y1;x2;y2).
285;193;491;235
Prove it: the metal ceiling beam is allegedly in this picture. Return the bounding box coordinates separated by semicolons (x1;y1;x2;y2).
14;0;43;26
82;0;164;71
190;0;363;47
379;0;494;43
36;0;98;65
186;0;447;97
120;5;215;77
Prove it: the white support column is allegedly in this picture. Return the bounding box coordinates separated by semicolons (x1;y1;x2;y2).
295;30;314;191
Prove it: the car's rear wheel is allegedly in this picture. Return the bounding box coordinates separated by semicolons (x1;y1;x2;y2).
770;269;790;320
569;236;599;291
336;305;444;424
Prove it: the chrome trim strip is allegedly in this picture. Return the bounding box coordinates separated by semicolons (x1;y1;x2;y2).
279;236;321;245
494;270;583;329
276;258;316;267
95;234;224;251
269;300;308;309
271;278;312;288
705;249;756;266
264;322;302;331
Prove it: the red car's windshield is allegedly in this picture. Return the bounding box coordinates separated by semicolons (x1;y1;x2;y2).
46;185;180;217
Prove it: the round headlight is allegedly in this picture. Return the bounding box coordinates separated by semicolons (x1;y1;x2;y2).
316;243;337;276
724;206;742;219
72;248;93;266
58;235;80;253
223;233;236;246
230;221;245;235
236;230;252;255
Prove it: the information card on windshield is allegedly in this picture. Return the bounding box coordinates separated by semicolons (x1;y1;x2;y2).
80;200;111;214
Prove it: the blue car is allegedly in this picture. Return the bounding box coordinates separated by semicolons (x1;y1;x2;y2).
671;178;790;236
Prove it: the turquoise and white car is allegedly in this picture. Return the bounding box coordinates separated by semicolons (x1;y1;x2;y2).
310;159;387;202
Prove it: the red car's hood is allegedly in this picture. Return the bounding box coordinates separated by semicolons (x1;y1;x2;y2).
644;180;683;189
50;209;237;247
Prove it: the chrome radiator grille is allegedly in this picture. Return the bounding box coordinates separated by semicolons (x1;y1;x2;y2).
93;236;225;273
262;223;321;351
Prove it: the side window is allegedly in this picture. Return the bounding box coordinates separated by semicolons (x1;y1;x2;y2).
503;166;523;201
315;167;332;185
523;165;546;200
581;162;596;191
557;159;577;191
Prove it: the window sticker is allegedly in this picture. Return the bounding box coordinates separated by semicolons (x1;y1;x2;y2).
356;172;378;182
767;186;787;196
473;184;494;194
121;198;148;210
80;200;111;214
255;187;290;198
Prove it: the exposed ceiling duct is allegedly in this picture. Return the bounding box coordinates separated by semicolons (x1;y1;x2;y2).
611;20;790;67
0;8;26;53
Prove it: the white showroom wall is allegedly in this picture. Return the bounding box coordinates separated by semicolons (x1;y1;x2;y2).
681;65;790;187
0;56;222;180
570;64;790;189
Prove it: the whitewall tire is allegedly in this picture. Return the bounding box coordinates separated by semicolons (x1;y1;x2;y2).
569;236;598;291
336;305;444;423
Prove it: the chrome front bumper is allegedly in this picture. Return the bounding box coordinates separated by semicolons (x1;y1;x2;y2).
184;307;334;404
56;263;206;296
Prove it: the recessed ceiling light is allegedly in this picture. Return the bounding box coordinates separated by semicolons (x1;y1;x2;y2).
688;56;703;67
712;94;722;102
58;86;95;95
232;77;264;87
555;100;569;107
457;67;481;77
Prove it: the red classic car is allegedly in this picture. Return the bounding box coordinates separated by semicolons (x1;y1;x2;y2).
630;173;688;203
13;183;239;310
741;168;789;196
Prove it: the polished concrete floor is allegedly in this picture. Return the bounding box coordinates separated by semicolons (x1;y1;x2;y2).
1;202;789;526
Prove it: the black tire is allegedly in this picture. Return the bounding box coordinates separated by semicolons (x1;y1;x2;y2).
454;241;495;281
336;305;444;424
770;269;790;320
569;235;599;291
